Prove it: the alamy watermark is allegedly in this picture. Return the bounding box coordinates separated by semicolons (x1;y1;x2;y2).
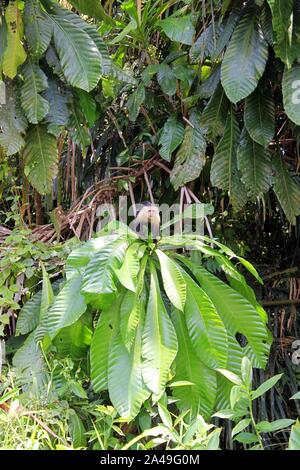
96;196;208;242
292;340;300;366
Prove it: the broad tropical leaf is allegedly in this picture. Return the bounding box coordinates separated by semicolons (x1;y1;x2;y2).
182;271;228;369
156;250;186;311
211;108;246;207
3;1;27;79
12;332;47;389
42;3;102;91
75;89;97;128
47;274;87;339
108;325;150;419
91;300;119;392
237;129;272;200
191;265;271;368
21;59;50;124
171;309;217;418
272;152;300;225
244;88;275;147
160;15;195;45
221;7;268;103
127;83;145;122
117;242;144;293
170;110;206;190
159;115;184;162
23;125;58;194
81;239;127;296
142;263;178;395
43;79;70;134
202;83;229;138
267;0;299;67
68;98;90;148
54;313;92;361
24;0;53;58
288;420;300;450
0;86;27;156
157;64;177;96
68;0;115;26
15;290;42;336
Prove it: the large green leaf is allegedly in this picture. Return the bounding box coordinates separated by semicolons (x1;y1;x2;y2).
202;83;229;138
127;83;145;122
142;263;178;395
47;274;87;339
156;250;186;311
68;0;115;26
283;64;300;125
3;1;27;79
191;265;271;368
160;15;195;45
90;300;119;392
21;59;50;124
54;313;92;360
190;12;239;62
221;8;268;103
170;110;206;190
68;98;90;148
244;88;275;147
182;270;228;369
108;324;150;419
81;239;127;297
43;79;70;134
288;420;300;450
15;290;42;336
42;2;102;91
272;152;300;225
0;85;27;156
267;0;300;67
0;17;7;73
237;129;272;200
159;115;184;162
157;64;177;96
117;242;144;293
23;125;58;195
24;0;53;58
12;332;47;390
211;108;246;207
171;309;217;419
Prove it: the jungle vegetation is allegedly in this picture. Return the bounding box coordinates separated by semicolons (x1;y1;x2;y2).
0;0;300;450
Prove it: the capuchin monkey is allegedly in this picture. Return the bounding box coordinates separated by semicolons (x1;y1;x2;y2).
132;201;160;241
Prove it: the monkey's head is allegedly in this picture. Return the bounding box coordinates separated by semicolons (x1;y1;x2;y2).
133;201;160;240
